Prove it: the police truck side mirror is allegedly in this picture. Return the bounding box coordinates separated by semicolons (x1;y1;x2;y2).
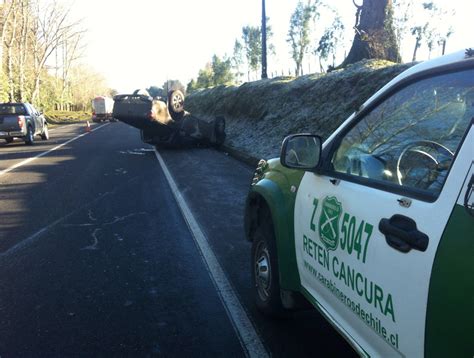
280;134;322;171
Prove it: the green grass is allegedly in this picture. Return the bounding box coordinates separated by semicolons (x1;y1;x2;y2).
45;111;91;125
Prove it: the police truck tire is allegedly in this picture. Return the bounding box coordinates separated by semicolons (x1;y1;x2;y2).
5;138;13;144
251;210;286;317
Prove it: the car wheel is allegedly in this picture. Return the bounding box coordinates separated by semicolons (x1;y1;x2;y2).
251;209;286;316
40;123;49;140
25;126;34;145
214;116;226;147
5;138;13;144
168;90;185;121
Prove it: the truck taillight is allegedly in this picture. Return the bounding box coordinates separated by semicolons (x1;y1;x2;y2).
17;116;25;129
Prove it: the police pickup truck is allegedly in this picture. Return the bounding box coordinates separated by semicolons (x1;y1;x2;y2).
0;102;49;145
245;49;473;357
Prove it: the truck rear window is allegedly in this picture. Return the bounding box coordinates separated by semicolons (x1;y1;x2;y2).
0;104;26;115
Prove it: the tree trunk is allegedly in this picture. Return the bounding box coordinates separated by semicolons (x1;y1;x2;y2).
17;0;29;102
412;34;421;62
6;10;18;102
7;45;14;102
1;1;17;101
32;76;41;104
340;0;400;67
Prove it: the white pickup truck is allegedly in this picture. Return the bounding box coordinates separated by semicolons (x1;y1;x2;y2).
0;102;49;145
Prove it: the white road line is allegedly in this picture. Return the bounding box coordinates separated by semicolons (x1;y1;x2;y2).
0;123;109;178
154;149;268;358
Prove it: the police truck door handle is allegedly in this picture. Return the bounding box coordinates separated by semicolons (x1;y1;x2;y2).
379;215;429;253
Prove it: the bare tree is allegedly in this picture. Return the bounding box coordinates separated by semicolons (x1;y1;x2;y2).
17;0;30;102
58;29;85;109
29;0;81;104
0;0;18;100
422;2;454;59
68;64;110;111
4;1;18;101
410;24;427;62
408;2;455;62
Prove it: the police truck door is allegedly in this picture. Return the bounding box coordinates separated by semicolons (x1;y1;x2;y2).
294;68;474;357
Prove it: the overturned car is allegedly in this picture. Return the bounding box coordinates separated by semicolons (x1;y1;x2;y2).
113;89;225;148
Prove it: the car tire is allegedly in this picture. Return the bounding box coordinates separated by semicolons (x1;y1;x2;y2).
40;123;49;140
213;116;226;147
168;90;185;121
251;208;286;317
25;125;34;145
5;138;13;144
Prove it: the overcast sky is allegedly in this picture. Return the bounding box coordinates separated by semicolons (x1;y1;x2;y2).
69;0;473;93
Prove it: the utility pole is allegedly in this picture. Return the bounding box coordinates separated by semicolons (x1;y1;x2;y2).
261;0;268;79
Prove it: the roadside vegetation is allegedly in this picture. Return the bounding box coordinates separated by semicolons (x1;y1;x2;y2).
182;0;454;160
44;110;91;124
186;59;414;159
1;0;455;133
186;0;454;91
0;0;116;112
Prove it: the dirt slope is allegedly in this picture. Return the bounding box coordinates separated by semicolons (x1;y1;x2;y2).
186;60;414;160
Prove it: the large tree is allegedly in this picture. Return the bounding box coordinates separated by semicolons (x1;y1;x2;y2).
316;13;345;72
341;0;400;67
231;39;244;82
241;25;262;81
287;0;319;76
187;55;235;92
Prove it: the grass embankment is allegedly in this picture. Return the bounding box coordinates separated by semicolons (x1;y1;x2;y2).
186;60;414;160
45;111;91;125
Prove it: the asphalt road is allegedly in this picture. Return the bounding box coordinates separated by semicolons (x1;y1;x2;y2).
0;122;356;357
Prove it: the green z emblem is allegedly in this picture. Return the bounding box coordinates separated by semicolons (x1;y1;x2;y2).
318;196;342;251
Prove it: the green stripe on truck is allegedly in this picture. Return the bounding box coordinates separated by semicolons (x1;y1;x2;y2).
425;204;473;357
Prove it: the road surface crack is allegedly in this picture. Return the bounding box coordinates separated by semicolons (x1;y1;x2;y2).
81;228;101;250
78;212;148;250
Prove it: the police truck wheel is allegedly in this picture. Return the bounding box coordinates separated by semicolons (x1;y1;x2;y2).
5;138;13;144
251;211;286;316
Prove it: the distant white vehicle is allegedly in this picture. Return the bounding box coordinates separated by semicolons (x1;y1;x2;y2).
92;96;115;122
